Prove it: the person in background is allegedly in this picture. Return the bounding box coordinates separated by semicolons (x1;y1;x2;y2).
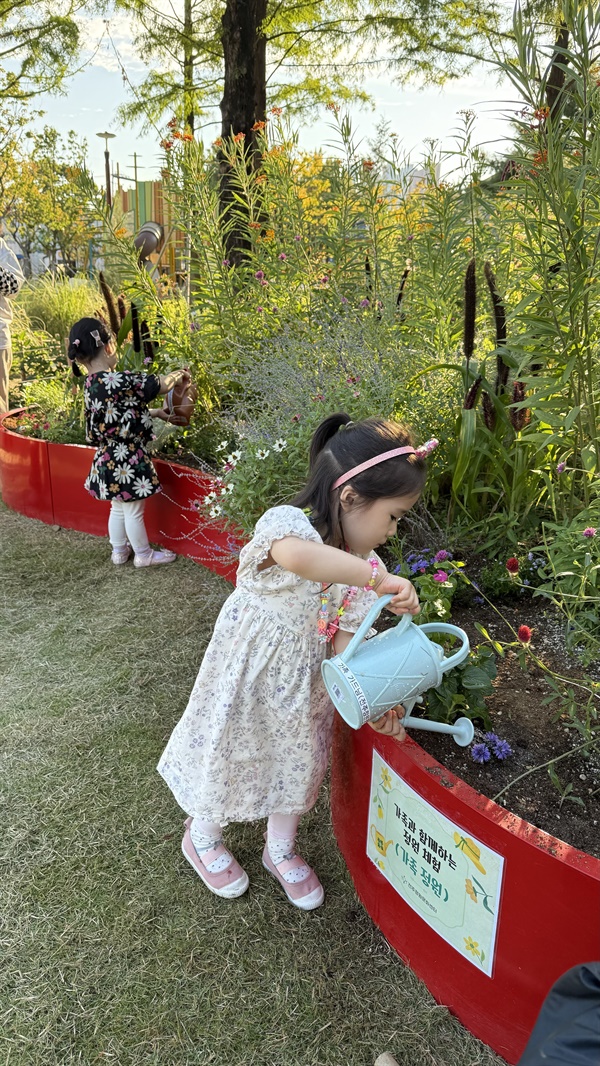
0;233;25;413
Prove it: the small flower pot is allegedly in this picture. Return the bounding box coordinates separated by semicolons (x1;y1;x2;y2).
331;719;600;1064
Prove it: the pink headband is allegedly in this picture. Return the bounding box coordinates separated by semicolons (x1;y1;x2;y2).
332;438;439;490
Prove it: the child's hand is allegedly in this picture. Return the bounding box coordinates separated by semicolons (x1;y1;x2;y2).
368;705;407;741
374;573;420;616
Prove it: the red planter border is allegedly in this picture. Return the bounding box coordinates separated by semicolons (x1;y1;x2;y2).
2;409;599;1064
331;720;600;1064
0;410;240;581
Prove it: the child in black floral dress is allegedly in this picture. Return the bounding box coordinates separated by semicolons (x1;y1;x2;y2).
67;316;190;567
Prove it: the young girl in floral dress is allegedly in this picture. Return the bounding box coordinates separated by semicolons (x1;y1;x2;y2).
67;316;189;567
158;413;437;909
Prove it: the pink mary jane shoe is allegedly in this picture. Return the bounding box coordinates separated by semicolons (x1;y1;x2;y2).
181;817;249;899
262;838;325;911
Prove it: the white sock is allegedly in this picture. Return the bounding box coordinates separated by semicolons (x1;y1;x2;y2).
267;832;311;885
190;818;233;873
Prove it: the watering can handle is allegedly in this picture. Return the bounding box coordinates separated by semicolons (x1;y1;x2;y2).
339;594;412;663
418;623;470;671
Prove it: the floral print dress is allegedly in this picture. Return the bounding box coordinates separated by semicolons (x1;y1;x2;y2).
83;369;162;502
157;505;381;825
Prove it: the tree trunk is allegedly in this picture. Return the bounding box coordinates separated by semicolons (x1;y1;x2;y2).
219;0;267;263
183;0;194;134
545;22;569;119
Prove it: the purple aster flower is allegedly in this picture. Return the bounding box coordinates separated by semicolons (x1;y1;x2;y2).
484;732;499;745
492;739;513;760
340;296;349;305
471;743;491;764
473;595;485;605
359;298;370;308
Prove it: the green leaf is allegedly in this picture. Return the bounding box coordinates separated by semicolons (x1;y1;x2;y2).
460;666;494;691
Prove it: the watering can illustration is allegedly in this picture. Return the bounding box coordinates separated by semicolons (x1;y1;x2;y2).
321;594;474;746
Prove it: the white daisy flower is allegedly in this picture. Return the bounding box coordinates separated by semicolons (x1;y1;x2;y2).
98;482;108;499
216;440;228;452
114;443;129;462
209;504;222;518
141;411;153;428
90;398;102;413
133;476;153;497
115;464;134;483
231;449;242;461
226;482;234;493
204;491;218;504
104;400;118;423
273;438;287;452
102;370;123;392
225;454;238;467
256;448;270;460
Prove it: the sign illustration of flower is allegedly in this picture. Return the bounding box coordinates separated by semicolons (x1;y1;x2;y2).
454;832;487;875
465;875;495;914
463;936;485;966
381;768;392;791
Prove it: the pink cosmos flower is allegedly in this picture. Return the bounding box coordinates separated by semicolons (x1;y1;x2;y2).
433;570;448;582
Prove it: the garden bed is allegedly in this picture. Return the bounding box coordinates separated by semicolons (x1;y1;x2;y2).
418;600;600;859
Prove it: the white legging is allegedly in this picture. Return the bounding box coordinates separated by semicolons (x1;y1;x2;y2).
108;498;150;555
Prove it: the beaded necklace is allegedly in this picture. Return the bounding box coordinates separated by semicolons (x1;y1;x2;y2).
318;583;358;645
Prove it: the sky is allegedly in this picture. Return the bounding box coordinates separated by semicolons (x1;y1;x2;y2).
32;12;518;193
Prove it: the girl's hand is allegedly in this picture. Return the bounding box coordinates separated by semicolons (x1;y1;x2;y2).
368;705;407;741
374;573;420;616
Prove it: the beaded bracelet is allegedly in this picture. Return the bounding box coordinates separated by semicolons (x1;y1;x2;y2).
363;557;379;591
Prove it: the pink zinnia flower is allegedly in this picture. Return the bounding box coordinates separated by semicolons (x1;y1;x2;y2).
506;557;519;574
433;570;448;582
583;527;597;537
517;625;532;644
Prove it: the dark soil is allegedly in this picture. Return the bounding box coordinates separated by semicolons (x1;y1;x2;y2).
414;600;600;859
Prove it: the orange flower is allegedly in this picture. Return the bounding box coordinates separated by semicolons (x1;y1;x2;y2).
533;106;550;121
182;131;194;142
173;130;183;139
255;173;267;184
532;149;547;167
362;159;374;170
251;120;266;131
114;226;128;238
466;878;478;902
233;132;245;143
263;228;275;241
326;101;339;113
160;139;173;150
213;137;223;147
249;221;261;230
270;106;283;116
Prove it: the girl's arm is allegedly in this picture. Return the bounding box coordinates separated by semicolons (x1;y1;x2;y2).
157;368;190;395
269;537;419;615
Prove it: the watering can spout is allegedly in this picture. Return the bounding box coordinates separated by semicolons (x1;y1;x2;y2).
321;594;472;746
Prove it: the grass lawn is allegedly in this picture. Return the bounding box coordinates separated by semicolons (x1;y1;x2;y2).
0;503;505;1066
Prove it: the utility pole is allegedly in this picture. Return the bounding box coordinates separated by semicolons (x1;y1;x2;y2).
128;153;143;233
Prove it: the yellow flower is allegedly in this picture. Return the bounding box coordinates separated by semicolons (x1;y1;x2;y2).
453;833;487;875
377;805;383;819
464;936;481;957
465;878;478;903
381;768;392;790
114;226;128;238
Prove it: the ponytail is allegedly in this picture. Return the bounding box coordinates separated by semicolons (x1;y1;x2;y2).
291;413;427;545
308;412;352;468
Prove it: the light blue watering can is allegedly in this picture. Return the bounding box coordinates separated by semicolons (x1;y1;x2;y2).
321;594;474;746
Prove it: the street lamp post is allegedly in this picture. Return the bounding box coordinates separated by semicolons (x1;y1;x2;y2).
96;131;116;208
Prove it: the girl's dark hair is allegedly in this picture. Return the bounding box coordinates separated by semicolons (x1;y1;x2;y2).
292;413;427;545
67;317;111;377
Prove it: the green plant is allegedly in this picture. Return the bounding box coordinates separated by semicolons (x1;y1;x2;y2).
17;273;100;344
18;376;86;445
424;644;496;728
532;513;600;661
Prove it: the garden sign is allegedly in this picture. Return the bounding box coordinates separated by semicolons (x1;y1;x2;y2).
367;750;504;976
